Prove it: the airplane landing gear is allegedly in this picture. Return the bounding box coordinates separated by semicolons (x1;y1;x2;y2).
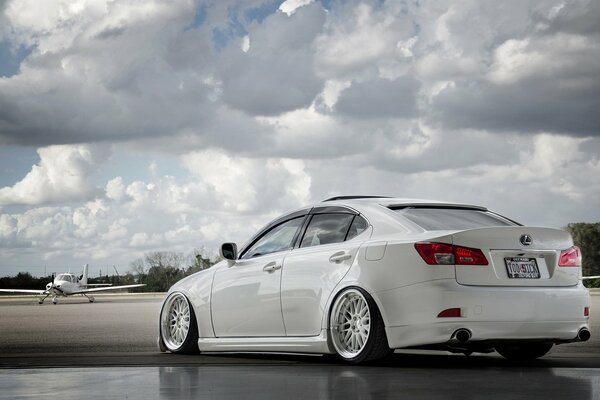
83;293;95;303
38;293;50;304
52;296;57;305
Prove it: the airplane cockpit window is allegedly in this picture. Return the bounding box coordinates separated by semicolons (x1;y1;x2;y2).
56;274;73;282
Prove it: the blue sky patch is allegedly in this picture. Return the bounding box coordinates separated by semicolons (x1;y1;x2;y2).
0;146;39;187
184;4;207;31
319;0;334;10
245;0;283;23
0;41;32;78
210;3;250;51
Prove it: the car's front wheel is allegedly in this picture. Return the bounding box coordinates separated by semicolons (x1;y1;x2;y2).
495;343;553;361
329;287;391;364
159;292;199;354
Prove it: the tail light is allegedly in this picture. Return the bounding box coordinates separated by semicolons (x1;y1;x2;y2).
559;246;581;267
415;242;488;265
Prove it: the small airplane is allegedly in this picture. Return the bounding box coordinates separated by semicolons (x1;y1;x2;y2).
0;264;145;304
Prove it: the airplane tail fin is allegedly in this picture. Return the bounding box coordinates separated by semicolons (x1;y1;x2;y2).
81;264;89;285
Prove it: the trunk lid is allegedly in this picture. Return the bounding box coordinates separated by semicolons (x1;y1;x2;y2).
450;227;579;287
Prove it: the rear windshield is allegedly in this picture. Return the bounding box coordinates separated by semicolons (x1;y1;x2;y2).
393;207;518;230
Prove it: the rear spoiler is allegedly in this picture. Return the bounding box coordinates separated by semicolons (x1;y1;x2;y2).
387;203;488;211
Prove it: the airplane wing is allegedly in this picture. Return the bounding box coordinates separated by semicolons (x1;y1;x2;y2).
582;276;600;280
71;284;146;294
0;289;46;294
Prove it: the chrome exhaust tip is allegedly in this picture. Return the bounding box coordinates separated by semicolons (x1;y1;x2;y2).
578;328;591;342
453;329;472;343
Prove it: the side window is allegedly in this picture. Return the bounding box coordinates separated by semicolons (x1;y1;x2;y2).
242;217;304;259
300;214;354;248
346;215;368;240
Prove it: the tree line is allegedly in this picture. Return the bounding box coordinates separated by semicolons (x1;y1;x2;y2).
0;248;220;293
566;223;600;288
129;248;221;292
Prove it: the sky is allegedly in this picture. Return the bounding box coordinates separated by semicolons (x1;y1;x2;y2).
0;0;598;277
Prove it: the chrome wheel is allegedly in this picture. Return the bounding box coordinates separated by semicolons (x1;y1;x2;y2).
161;293;192;351
330;288;371;359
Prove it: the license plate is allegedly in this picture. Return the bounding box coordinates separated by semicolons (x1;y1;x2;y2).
505;257;540;279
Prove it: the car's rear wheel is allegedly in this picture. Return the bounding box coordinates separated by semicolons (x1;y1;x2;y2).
159;292;199;354
495;343;553;361
329;287;391;364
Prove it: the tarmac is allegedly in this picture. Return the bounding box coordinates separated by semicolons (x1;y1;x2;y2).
1;292;599;399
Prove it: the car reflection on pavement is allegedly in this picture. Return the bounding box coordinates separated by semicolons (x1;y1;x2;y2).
0;360;596;400
158;363;596;400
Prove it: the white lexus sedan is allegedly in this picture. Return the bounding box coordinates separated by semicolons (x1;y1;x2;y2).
158;196;590;363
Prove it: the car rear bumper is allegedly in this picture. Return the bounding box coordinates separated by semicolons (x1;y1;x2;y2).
373;279;590;349
385;320;588;349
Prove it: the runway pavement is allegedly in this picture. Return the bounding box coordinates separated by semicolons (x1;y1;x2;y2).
1;292;600;399
0;293;161;355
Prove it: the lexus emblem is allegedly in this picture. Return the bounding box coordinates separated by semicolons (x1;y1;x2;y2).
520;234;533;246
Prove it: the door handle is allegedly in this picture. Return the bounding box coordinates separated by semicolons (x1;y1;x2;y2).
329;252;352;264
263;262;282;273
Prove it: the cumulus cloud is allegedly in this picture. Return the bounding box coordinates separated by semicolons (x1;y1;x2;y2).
105;177;126;202
0;149;314;269
279;0;314;16
430;79;600;136
217;3;326;115
0;0;266;148
334;76;420;119
314;2;415;79
1;0;598;148
0;144;109;206
425;1;600;136
181;149;311;212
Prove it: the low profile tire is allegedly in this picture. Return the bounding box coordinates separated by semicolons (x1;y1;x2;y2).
329;287;391;364
159;292;199;354
495;343;553;361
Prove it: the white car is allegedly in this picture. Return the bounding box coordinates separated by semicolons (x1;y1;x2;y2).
158;196;590;363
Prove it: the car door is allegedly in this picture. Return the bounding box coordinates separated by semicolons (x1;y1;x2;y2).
211;216;306;337
281;210;370;336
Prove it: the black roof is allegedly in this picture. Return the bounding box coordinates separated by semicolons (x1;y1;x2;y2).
323;195;392;202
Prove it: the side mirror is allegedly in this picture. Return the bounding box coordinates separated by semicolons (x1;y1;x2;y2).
220;243;238;260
